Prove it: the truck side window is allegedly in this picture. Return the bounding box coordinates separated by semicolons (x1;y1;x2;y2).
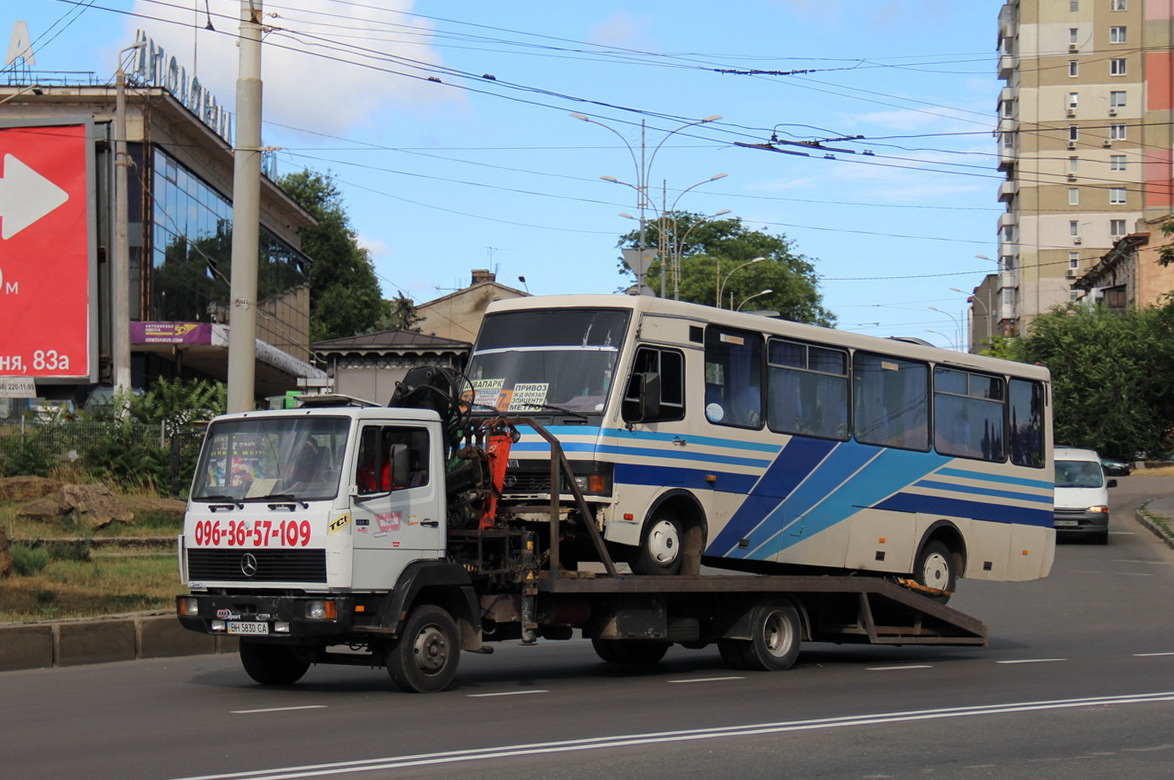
356;426;430;494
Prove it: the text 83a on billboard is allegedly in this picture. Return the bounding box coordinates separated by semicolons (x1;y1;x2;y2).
0;121;96;381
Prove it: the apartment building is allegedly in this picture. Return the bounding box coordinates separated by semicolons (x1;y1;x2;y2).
995;0;1173;336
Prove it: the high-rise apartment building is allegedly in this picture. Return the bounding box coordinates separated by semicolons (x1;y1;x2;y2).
995;0;1173;336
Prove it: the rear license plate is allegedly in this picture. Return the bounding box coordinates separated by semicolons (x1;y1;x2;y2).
227;621;270;635
1054;520;1078;527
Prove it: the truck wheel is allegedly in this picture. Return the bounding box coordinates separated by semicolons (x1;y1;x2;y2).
914;540;956;603
631;512;683;575
239;640;311;685
591;638;670;665
387;605;460;693
719;601;801;672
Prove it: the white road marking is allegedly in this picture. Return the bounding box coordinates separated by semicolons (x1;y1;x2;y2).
467;690;549;698
1134;652;1174;657
172;691;1174;780
230;705;327;715
668;676;746;684
1118;572;1153;577
866;665;933;671
996;658;1066;665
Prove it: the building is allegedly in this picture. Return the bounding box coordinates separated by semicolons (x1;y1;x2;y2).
1073;220;1174;307
994;0;1173;336
0;30;325;417
415;269;528;343
313;330;470;405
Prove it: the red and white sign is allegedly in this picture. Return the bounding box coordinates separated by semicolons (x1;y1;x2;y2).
0;123;94;381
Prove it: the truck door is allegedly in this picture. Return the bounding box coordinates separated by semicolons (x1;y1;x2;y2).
350;423;443;590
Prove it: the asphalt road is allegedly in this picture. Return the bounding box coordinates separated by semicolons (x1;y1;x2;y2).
3;476;1173;780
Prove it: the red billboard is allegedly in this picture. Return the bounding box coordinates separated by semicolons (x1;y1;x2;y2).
0;122;95;381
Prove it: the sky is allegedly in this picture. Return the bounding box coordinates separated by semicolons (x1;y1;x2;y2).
6;0;1007;350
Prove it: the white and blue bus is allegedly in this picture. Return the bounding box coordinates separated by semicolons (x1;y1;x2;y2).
465;295;1053;593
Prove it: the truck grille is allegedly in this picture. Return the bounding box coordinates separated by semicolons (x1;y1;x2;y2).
187;549;327;583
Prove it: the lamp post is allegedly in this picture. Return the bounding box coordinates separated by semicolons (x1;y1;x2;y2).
570;112;722;297
950;286;989;352
112;42;146;405
717;256;765;309
737;288;773;311
928;306;961;351
923;329;955;351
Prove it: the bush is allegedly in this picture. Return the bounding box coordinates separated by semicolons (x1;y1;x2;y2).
0;431;55;477
11;544;51;576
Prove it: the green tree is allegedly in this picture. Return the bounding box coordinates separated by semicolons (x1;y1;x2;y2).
279;170;390;341
618;212;834;326
1014;301;1174;459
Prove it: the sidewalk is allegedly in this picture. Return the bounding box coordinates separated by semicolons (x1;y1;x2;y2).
1136;494;1174;549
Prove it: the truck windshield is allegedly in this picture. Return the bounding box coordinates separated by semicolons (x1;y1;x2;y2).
1054;460;1105;488
192;416;349;502
466;308;630;416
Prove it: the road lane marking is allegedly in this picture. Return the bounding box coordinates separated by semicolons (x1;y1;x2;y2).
668;676;746;684
866;665;932;671
231;705;327;715
996;658;1066;664
1134;652;1174;657
467;690;549;698
170;691;1174;780
1118;572;1153;576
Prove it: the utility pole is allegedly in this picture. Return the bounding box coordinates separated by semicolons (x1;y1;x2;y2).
226;0;263;413
112;43;144;402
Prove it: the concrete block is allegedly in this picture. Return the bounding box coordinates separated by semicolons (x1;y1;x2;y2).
58;619;137;666
139;615;219;658
0;624;54;671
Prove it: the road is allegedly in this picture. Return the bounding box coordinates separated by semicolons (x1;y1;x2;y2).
2;476;1173;780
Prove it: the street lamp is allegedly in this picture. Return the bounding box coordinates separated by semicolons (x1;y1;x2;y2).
571;112;722;297
950;286;990;352
717;256;765;309
923;329;955;351
928;306;961;351
737;288;773;311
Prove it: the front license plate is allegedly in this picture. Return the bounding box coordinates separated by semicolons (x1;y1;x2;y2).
227;621;270;635
1054;520;1078;527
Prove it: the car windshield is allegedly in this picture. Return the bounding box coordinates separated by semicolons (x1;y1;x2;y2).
1054;459;1105;488
466;308;630;416
192;416;349;502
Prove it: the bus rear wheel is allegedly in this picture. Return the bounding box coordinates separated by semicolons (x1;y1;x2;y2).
631;512;683;575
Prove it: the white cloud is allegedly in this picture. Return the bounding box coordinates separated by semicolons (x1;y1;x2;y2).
357;234;387;260
127;0;458;134
587;12;655;49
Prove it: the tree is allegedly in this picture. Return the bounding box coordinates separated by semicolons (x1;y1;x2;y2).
617;212;834;326
279;170;390;342
1012;301;1174;459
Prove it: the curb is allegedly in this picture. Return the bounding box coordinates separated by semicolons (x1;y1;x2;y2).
1135;505;1174;550
0;612;238;672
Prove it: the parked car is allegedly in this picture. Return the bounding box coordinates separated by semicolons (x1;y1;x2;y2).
1101;457;1132;477
1054;446;1117;545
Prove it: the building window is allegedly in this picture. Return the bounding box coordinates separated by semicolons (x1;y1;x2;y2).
1069;60;1079;77
1109;90;1127;109
1109;154;1126;172
1069;28;1079;44
1110;26;1127;44
1110;0;1126;10
1110;187;1127;205
1110;123;1127;140
1068;156;1079;175
1111;58;1127;76
1070;0;1079;9
1110;218;1127;236
1068;92;1079;109
1069;252;1080;269
1068;188;1080;205
1069;125;1079;142
1069;220;1080;237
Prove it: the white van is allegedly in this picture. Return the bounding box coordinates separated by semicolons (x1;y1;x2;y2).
1053;446;1117;545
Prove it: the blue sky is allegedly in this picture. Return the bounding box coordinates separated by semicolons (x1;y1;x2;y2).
8;1;1005;349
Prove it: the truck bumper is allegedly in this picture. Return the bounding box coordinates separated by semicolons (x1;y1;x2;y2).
176;593;356;640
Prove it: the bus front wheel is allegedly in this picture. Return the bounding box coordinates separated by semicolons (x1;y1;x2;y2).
631;512;683;575
914;540;957;602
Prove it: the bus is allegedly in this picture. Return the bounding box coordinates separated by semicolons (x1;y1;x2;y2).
464;294;1054;594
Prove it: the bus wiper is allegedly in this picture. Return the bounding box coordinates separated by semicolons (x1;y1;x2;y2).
526;403;589;421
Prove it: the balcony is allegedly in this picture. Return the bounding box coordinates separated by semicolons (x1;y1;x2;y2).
998;53;1017;80
998;180;1019;203
998;211;1019;229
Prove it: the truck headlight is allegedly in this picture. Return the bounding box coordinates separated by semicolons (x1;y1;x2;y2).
305;600;337;620
177;597;199;617
1089;505;1109;514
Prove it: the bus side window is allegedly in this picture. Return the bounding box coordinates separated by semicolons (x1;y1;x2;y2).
623;347;684;423
704;327;763;429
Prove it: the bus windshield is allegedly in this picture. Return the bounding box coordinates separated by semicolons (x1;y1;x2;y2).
192;416;349;502
467;308;631;415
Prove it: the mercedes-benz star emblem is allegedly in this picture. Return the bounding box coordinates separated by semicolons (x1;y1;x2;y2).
240;553;258;578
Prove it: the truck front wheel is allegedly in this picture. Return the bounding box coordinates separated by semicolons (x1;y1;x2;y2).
239;640;312;685
387;605;460;693
718;600;801;672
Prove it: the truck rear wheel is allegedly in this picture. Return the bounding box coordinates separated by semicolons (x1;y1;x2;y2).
387;605;460;693
591;638;671;665
239;640;312;685
718;600;801;672
631;512;683;575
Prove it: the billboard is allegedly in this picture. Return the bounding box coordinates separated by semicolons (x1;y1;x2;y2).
0;121;96;381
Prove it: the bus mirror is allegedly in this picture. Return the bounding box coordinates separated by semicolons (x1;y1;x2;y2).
635;371;661;421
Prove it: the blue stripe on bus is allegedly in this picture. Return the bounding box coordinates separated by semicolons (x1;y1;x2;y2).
933;467;1053;491
615;463;758;494
516;425;782;454
511;440;773;469
913;478;1054;505
729;446;952;561
875;492;1054;527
